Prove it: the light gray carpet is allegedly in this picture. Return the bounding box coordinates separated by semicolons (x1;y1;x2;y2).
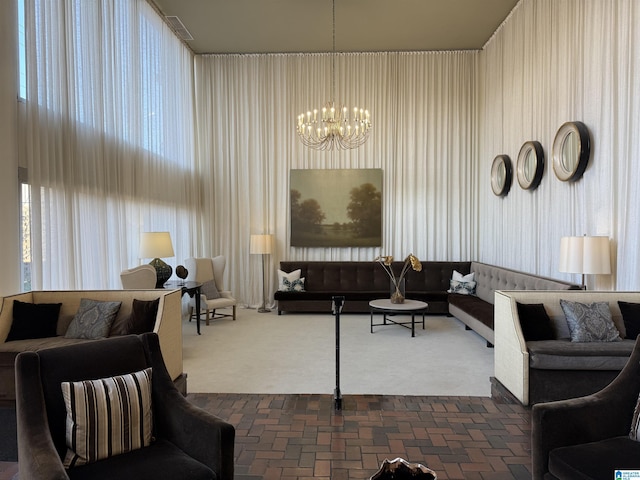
181;308;494;397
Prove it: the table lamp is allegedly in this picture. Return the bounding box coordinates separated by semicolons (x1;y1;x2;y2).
559;235;611;289
140;232;175;288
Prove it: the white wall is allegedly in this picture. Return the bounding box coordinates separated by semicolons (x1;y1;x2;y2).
478;0;640;290
0;0;21;296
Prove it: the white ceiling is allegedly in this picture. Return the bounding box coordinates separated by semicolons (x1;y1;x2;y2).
150;0;520;54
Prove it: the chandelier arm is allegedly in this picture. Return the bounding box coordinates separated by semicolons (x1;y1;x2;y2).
295;0;372;151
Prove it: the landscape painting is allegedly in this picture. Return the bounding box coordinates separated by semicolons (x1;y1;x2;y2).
290;169;382;247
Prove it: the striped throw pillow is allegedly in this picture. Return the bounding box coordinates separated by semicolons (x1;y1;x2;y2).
61;368;153;467
631;392;640;442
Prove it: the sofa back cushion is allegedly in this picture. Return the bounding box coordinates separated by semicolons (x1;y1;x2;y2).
471;262;581;305
405;262;471;292
279;262;391;292
279;261;473;294
26;291;166;337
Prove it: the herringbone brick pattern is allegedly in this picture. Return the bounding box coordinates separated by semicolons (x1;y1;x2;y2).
187;393;532;480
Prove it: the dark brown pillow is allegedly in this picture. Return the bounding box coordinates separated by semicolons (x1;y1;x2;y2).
6;300;62;341
618;301;640;340
516;302;555;341
126;298;160;335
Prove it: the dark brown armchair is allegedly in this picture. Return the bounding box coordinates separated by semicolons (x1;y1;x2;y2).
15;333;234;480
531;336;640;479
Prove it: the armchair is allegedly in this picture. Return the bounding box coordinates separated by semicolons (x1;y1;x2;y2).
15;333;235;480
120;264;157;289
531;336;640;479
185;257;237;323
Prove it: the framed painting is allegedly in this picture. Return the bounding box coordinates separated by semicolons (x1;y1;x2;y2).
290;169;382;247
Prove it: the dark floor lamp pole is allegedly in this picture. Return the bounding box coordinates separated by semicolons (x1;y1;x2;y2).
250;234;273;313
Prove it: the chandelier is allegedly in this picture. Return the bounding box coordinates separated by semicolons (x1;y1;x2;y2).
295;0;372;150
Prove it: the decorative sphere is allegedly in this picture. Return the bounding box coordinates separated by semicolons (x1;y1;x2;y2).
176;265;188;280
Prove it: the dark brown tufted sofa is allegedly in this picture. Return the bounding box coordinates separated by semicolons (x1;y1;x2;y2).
274;261;471;315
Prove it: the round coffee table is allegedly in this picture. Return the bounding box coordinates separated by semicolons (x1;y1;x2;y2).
369;299;428;337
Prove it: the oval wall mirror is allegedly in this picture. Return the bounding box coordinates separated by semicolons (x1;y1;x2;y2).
516;141;545;190
552;121;591;182
491;155;512;197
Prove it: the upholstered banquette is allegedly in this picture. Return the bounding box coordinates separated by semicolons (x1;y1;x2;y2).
494;290;639;405
274;261;580;347
274;261;471;315
448;262;581;346
0;289;184;407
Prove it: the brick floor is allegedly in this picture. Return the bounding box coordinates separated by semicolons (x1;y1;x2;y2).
187;393;532;480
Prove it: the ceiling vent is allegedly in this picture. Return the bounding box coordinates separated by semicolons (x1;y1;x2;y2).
165;16;194;41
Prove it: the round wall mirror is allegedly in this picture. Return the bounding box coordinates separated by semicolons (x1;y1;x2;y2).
552;121;591;182
516;141;544;190
491;155;512;197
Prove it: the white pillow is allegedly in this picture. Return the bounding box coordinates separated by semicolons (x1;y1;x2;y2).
277;269;301;292
452;270;475;282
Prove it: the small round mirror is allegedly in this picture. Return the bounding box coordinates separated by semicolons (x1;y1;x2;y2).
523;150;535;181
561;131;579;171
516;141;544;190
491;155;512;197
552;122;590;182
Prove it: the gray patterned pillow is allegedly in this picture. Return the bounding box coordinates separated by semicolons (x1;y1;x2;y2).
201;279;220;299
65;298;122;339
560;299;621;342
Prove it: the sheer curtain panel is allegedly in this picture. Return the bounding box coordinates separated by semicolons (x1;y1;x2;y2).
21;0;199;290
195;52;477;307
478;0;640;290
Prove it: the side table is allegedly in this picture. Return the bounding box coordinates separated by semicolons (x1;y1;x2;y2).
164;280;203;335
369;299;428;337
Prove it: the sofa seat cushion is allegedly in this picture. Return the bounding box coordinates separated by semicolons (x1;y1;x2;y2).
0;336;91;354
66;438;215;480
274;291;375;301
527;339;636;370
406;291;449;302
0;336;90;354
548;436;640;480
448;294;494;329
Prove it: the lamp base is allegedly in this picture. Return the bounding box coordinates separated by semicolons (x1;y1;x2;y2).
149;258;172;288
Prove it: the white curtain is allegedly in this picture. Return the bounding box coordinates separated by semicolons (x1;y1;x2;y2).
21;0;199;289
22;0;637;303
478;0;640;290
194;51;477;307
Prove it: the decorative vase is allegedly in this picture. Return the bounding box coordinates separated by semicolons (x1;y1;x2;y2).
370;458;437;480
390;278;405;304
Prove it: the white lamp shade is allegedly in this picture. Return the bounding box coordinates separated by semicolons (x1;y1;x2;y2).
139;232;175;259
250;234;273;255
559;236;611;275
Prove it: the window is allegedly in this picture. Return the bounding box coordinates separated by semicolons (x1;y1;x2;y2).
17;0;26;99
19;168;31;292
